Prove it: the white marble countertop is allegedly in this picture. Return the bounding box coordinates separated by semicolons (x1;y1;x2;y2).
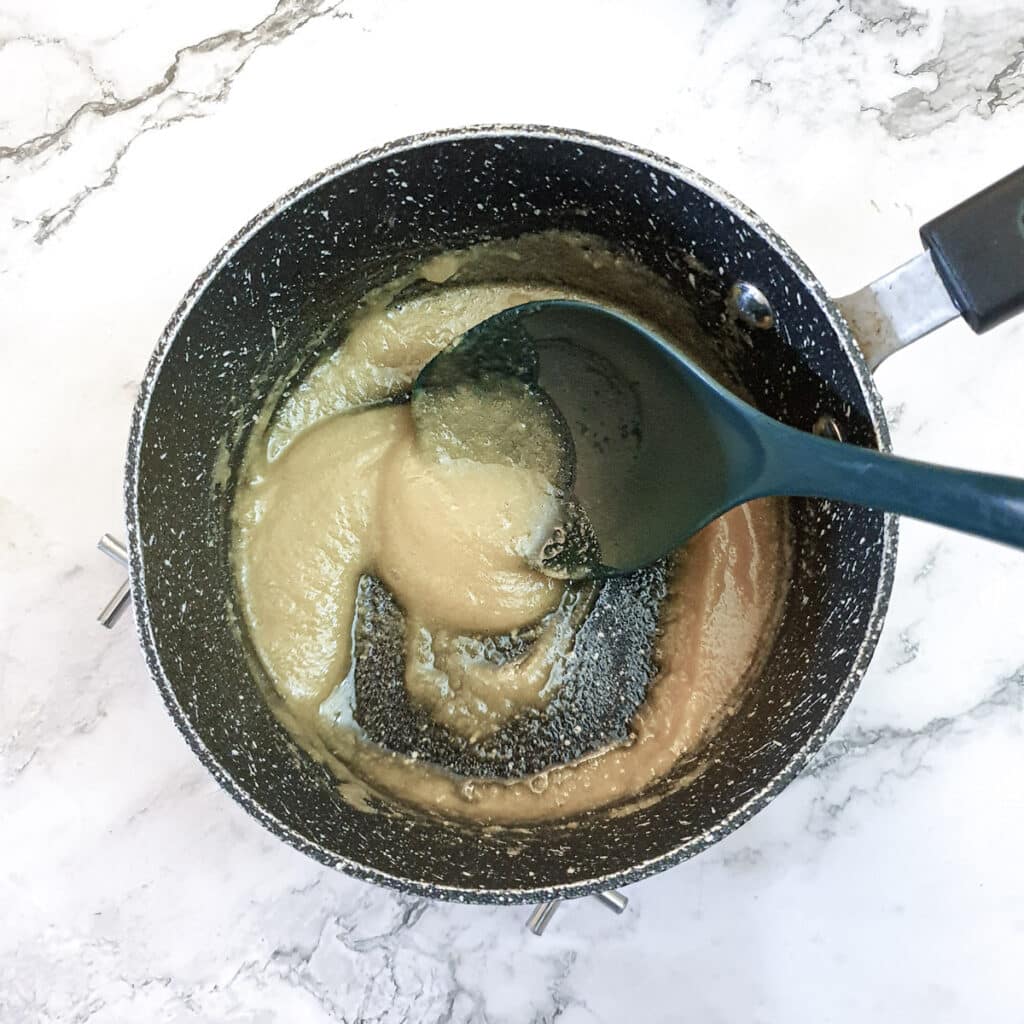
3;0;1023;1020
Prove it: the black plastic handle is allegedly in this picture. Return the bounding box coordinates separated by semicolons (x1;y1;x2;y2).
920;166;1024;333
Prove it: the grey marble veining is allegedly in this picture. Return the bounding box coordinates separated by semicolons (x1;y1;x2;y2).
2;0;1023;1020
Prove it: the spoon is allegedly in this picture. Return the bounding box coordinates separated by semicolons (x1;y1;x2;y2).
412;299;1024;578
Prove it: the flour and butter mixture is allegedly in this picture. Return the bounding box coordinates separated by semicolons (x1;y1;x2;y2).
233;233;791;824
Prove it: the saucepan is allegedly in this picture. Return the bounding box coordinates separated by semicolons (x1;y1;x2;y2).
123;126;1024;902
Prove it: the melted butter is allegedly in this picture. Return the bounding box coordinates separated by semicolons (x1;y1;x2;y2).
402;583;595;742
233;233;791;825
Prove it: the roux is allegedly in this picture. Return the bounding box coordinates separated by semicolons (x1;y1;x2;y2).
232;235;791;824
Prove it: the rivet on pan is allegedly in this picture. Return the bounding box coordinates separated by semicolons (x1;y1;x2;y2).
813;415;844;442
728;281;774;330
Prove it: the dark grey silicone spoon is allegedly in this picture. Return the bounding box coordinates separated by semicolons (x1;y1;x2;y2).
413;299;1024;578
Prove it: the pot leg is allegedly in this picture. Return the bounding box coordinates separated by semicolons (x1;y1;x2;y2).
526;889;629;935
593;889;628;914
97;534;131;628
526;899;562;935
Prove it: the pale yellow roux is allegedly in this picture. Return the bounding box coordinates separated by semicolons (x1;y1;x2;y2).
233;237;790;824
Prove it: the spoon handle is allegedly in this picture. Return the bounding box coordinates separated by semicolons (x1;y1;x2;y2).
759;425;1024;550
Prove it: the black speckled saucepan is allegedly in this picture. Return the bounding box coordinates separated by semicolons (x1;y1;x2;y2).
125;126;1024;903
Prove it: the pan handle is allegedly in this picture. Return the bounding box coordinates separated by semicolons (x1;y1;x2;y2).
836;166;1024;370
921;166;1024;334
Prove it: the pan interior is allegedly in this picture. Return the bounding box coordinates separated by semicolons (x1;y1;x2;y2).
229;231;792;824
131;130;890;899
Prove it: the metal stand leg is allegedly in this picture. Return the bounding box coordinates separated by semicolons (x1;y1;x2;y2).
97;534;131;628
526;889;629;935
593;890;628;914
527;899;562;935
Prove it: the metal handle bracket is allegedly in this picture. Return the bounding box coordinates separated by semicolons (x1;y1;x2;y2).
835;250;960;370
